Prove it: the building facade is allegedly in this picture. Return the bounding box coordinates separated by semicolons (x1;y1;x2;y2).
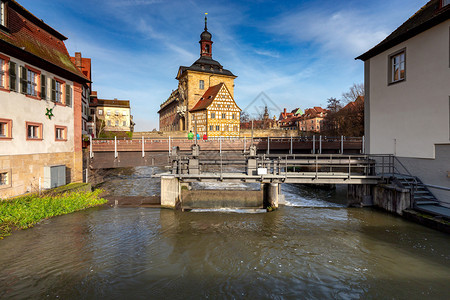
190;83;241;138
159;16;237;133
70;52;91;136
357;0;450;203
90;95;134;135
298;107;327;134
0;0;88;198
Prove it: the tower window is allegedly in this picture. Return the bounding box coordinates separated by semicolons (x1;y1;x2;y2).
205;44;210;53
199;80;204;89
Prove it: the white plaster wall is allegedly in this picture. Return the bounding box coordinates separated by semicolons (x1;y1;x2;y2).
368;21;450;158
0;54;75;155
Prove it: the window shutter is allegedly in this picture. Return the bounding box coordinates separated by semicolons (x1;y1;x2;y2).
9;61;16;91
41;75;46;99
65;84;72;107
51;79;56;102
20;66;27;94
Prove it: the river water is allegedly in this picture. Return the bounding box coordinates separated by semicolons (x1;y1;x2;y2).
1;166;449;299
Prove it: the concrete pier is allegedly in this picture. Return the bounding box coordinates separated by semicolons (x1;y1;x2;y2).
160;176;180;209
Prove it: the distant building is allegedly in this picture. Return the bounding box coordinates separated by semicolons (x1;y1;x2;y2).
298;107;327;134
0;0;89;197
356;0;450;203
190;83;241;138
70;52;91;136
90;94;134;135
159;15;238;135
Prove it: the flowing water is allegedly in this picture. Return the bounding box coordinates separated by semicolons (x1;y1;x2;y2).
0;167;449;299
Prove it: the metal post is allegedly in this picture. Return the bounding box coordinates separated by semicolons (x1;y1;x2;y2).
89;135;93;158
348;155;351;179
169;136;171;155
114;136;118;158
85;169;89;183
290;136;293;155
341;135;344;154
362;136;365;154
220;136;222;155
251;120;254;147
39;177;41;195
267;136;270;155
194;119;198;146
312;135;316;154
244;136;246;152
319;135;322;154
142;136;145;158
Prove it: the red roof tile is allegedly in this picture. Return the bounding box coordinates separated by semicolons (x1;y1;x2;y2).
0;1;88;82
190;83;224;112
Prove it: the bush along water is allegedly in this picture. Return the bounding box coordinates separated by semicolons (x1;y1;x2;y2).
0;190;107;239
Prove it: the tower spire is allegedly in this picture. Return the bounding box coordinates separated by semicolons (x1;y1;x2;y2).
200;13;212;58
204;13;208;31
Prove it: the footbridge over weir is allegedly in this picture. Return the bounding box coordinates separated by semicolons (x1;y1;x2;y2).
156;149;395;210
88;136;364;169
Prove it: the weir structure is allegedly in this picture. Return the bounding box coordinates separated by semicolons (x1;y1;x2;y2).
157;145;389;211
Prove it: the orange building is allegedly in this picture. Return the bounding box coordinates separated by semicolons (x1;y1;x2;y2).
298;107;327;134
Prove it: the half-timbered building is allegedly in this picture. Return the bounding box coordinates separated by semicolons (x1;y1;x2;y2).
190;83;241;138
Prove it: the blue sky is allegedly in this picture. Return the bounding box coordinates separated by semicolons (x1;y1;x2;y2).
19;0;426;131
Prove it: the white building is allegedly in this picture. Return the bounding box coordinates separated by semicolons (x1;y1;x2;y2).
357;0;450;204
0;0;89;198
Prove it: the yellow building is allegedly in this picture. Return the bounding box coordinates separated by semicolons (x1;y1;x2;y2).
159;16;238;133
91;98;134;135
190;83;241;138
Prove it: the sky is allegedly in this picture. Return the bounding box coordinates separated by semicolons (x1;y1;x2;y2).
19;0;426;131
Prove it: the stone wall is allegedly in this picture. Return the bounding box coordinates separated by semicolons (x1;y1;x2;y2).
0;151;83;199
181;189;263;209
348;183;412;215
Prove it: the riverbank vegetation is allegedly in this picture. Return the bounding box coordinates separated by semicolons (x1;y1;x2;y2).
0;190;107;239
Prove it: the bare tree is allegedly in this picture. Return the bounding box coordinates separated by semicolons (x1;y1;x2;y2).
341;83;364;104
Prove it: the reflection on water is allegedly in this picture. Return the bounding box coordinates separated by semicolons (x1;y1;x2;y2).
0;167;449;299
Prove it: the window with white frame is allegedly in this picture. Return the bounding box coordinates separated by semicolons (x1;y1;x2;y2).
211;112;215;119
215;125;220;131
115;110;119;116
199;80;204;89
209;125;213;131
115;120;119;126
107;110;111;116
55;126;67;141
122;121;126;126
0;1;5;27
0;119;12;139
122;111;127;116
0;171;9;187
98;109;103;115
222;113;226;119
26;122;42;140
50;78;63;102
0;58;5;88
390;50;406;83
27;69;38;96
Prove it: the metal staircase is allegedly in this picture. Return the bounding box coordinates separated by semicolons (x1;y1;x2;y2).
376;156;449;219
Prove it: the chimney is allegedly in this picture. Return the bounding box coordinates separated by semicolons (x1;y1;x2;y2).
284;108;287;114
75;52;82;69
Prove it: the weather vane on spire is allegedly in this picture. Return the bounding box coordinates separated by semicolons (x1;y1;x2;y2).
204;13;208;30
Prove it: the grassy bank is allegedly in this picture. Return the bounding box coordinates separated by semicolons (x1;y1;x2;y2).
0;190;107;239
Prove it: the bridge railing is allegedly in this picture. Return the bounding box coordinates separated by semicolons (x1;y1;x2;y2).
90;136;364;154
172;153;389;180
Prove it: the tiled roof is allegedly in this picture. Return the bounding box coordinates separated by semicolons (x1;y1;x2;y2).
96;99;130;108
0;0;88;82
178;56;236;78
357;0;450;61
190;83;224;112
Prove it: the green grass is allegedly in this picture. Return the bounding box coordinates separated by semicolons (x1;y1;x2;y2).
0;190;107;239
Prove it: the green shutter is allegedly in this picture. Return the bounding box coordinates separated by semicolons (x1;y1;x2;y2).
20;66;27;94
41;74;46;99
51;79;56;101
65;85;72;107
9;61;16;91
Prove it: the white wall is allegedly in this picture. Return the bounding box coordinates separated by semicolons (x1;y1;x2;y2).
0;54;75;155
368;21;450;158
